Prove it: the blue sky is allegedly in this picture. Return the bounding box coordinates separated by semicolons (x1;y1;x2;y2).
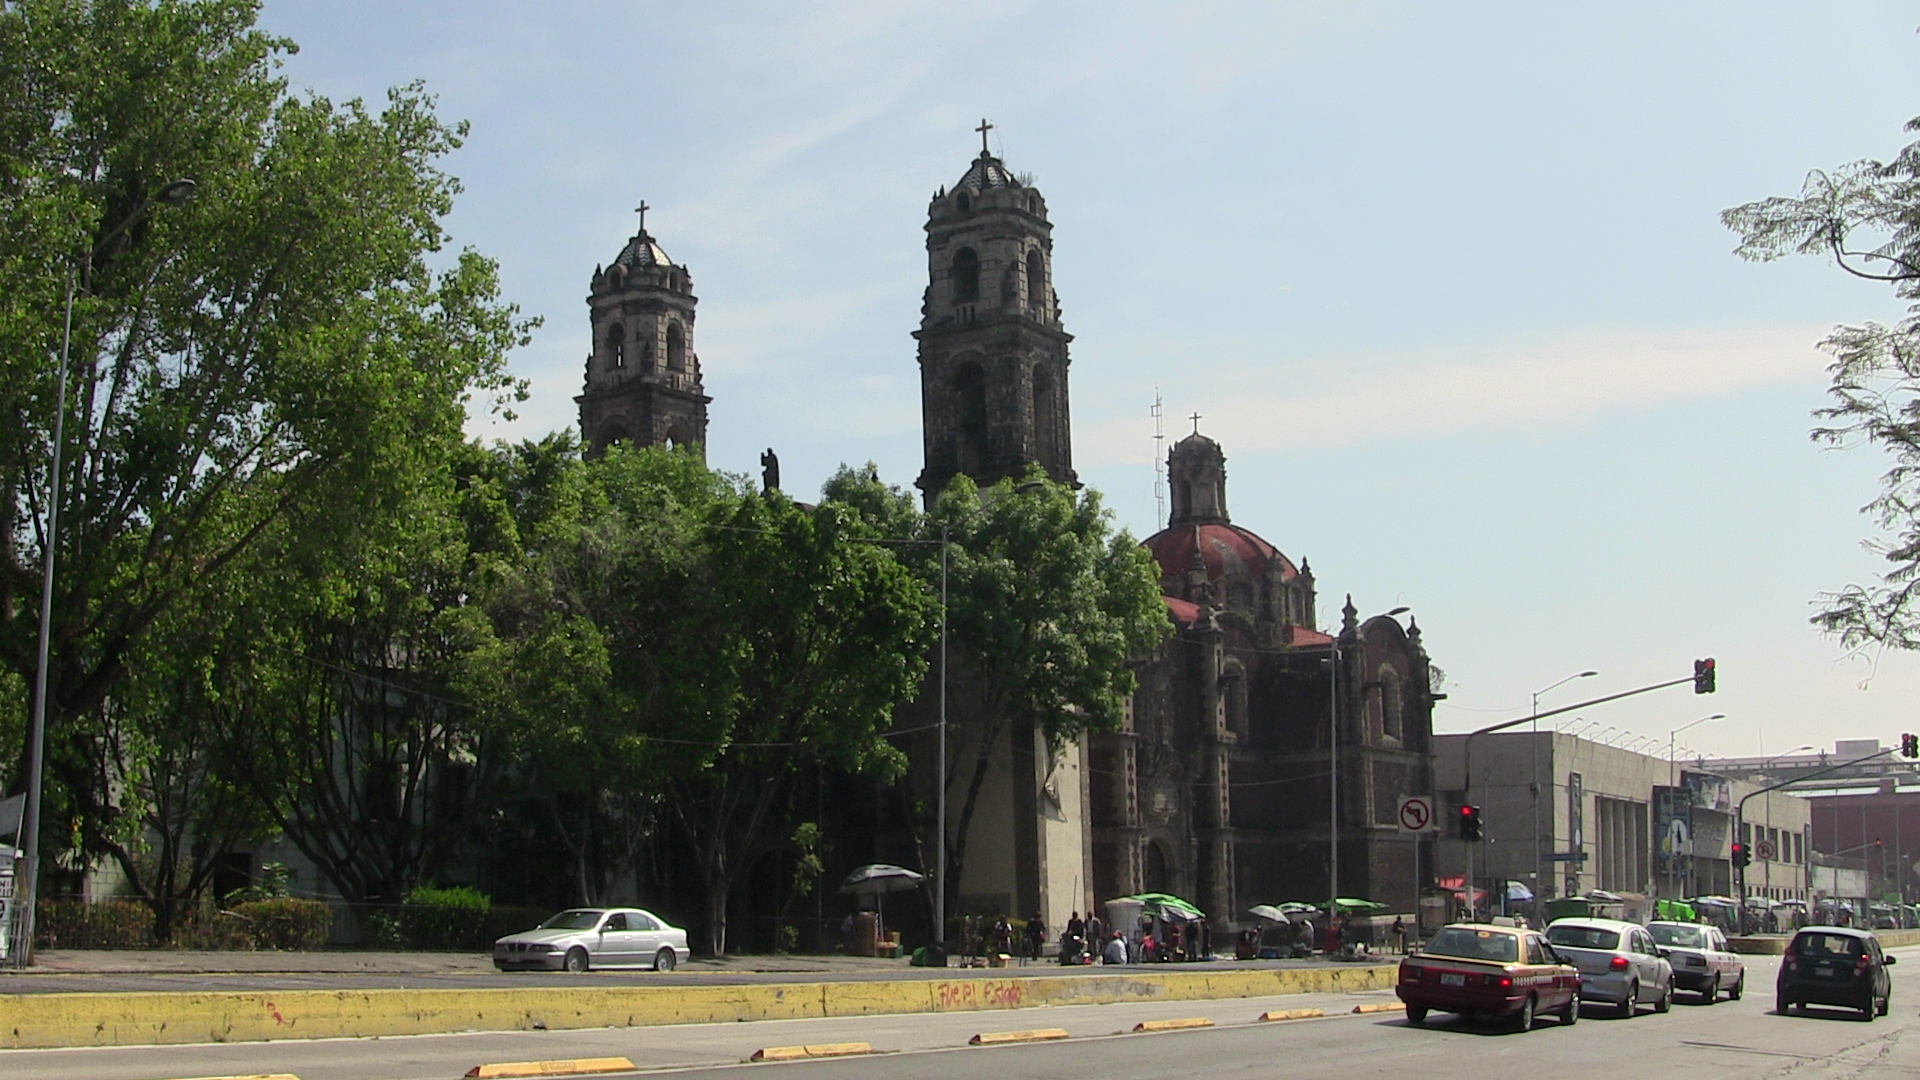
260;0;1920;759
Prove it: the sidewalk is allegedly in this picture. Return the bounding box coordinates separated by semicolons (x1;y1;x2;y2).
17;949;923;976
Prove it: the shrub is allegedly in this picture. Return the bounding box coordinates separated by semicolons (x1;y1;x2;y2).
34;899;155;949
399;885;492;951
174;905;257;950
232;898;332;950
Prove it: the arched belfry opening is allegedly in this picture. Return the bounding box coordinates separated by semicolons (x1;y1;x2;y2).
915;131;1078;505
578;206;710;460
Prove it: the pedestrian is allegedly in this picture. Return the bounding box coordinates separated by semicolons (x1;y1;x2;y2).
1390;915;1406;955
1088;913;1106;950
1167;919;1184;962
1104;931;1127;965
1067;910;1085;940
992;915;1012;957
1025;911;1047;962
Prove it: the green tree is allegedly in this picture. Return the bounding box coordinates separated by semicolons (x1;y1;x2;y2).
1725;116;1920;649
920;471;1169;917
0;0;528;867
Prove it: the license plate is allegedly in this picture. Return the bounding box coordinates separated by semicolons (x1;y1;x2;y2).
1815;965;1839;978
1440;973;1466;986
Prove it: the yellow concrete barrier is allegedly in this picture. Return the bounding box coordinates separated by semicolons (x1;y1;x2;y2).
163;1075;303;1080
1257;1008;1324;1021
1131;1017;1213;1031
970;1028;1070;1045
1350;1002;1404;1014
750;1042;873;1062
0;964;1396;1050
466;1060;635;1079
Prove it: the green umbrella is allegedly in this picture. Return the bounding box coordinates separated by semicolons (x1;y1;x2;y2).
1118;892;1206;919
1331;898;1388;912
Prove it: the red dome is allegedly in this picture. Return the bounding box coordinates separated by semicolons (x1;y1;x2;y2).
1143;522;1298;591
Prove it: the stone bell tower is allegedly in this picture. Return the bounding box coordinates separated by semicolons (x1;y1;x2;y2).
914;123;1077;504
577;204;710;458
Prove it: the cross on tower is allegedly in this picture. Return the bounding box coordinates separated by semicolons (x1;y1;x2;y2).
976;118;994;155
1189;412;1203;435
634;200;649;235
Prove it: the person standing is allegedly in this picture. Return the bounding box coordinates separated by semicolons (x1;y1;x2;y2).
1391;915;1406;955
1024;912;1047;962
1088;913;1106;950
991;915;1012;958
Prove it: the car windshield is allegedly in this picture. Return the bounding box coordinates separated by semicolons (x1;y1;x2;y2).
1423;927;1518;963
539;909;605;930
1796;933;1865;958
1546;925;1620;951
1649;924;1706;948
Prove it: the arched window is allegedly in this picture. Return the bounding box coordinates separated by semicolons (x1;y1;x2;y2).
1223;660;1248;741
609;324;626;368
1379;665;1404;742
951;247;980;304
953;361;988;475
1032;364;1056;465
1026;249;1045;313
956;190;972;213
666;322;686;371
664;421;692;451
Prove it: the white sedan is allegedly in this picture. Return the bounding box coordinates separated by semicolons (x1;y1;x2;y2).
493;907;691;972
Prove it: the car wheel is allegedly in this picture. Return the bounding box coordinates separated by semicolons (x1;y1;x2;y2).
1703;976;1719;1004
1405;1005;1428;1025
654;947;677;973
1729;975;1743;1002
1622;982;1639;1018
564;947;590;973
1879;992;1891;1017
1560;994;1579;1026
1513;995;1535;1033
1655;978;1673;1014
1861;1001;1876;1022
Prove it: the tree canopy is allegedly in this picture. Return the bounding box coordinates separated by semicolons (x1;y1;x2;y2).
1726;115;1920;650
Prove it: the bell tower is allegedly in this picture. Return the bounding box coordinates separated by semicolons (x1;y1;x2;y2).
577;203;710;458
914;123;1077;504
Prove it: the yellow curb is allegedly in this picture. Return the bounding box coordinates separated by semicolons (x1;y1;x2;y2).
1132;1018;1214;1032
970;1028;1070;1045
1351;1002;1406;1014
465;1058;636;1078
750;1043;874;1062
161;1075;303;1080
1258;1008;1325;1022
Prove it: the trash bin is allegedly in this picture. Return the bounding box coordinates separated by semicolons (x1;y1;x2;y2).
926;941;948;967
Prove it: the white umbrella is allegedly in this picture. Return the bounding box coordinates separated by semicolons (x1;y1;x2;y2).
838;864;926;894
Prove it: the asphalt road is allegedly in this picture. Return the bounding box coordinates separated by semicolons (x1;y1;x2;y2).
8;948;1918;1080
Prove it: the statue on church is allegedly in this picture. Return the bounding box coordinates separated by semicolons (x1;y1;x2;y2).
760;448;780;493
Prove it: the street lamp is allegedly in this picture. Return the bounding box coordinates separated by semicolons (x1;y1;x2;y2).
1661;713;1723;904
1529;670;1596;914
15;178;198;967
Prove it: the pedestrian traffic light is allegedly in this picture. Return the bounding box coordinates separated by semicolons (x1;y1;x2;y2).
1693;657;1717;694
1459;804;1483;841
1902;732;1918;759
1731;841;1750;868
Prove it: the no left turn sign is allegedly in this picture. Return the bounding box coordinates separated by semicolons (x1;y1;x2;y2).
1398;795;1434;833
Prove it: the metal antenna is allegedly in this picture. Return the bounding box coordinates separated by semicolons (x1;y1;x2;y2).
1152;389;1166;527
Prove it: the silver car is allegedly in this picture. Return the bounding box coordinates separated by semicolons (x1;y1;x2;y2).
494;907;691;972
1545;918;1675;1016
1648;920;1745;1002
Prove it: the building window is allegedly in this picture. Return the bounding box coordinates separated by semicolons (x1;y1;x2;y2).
952;248;981;304
666;322;686;371
1032;363;1057;465
1222;660;1248;740
1026;248;1046;313
953;361;988;474
1379;665;1404;742
607;323;625;368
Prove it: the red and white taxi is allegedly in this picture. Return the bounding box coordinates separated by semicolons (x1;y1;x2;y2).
1397;923;1581;1031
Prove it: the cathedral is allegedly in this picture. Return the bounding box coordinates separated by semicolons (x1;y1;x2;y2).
576;136;1441;936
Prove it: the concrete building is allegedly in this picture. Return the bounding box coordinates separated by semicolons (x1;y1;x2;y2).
1435;732;1810;922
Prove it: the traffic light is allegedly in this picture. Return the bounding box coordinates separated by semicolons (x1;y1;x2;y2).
1731;841;1750;868
1459;804;1483;842
1902;732;1918;759
1693;657;1717;694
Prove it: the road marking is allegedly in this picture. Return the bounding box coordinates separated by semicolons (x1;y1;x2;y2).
969;1028;1070;1045
1351;1002;1406;1014
158;1075;304;1080
465;1058;638;1078
750;1043;875;1062
1132;1018;1214;1032
1257;1008;1326;1021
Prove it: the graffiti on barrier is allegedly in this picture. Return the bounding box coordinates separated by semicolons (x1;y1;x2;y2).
935;980;1027;1010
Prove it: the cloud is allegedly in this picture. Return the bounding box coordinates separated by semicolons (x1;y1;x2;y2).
1077;324;1833;465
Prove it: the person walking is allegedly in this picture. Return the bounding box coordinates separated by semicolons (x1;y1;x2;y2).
1024;912;1047;962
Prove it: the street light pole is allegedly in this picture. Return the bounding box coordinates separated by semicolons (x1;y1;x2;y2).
1530;671;1596;910
15;178;197;967
934;523;948;951
1664;713;1724;903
